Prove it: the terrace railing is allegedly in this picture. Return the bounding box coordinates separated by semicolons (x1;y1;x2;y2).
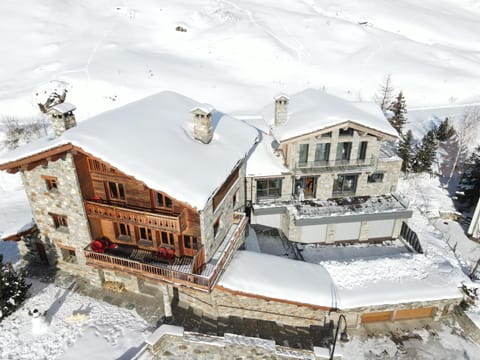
84;212;247;291
295;155;376;173
84;200;186;233
400;221;423;254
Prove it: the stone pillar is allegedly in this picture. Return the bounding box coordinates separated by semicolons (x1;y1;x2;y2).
161;285;172;319
274;95;289;126
192;107;213;144
326;224;336;243
392;219;403;238
359;221;369;241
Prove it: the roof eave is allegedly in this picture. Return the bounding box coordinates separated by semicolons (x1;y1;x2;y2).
277;120;399;143
0;143;74;172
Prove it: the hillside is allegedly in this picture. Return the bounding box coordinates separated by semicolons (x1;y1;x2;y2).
0;0;479;122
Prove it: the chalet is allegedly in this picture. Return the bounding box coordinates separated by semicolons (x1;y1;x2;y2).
0;89;460;331
245;89;412;244
0;91;258;316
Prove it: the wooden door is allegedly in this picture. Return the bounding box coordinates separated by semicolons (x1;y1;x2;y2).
36;242;49;266
394;307;435;320
361;310;393;323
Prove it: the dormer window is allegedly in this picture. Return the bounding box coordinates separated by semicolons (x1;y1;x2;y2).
156;192;173;208
107;181;125;201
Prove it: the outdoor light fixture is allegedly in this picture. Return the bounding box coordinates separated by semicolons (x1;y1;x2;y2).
329;314;348;360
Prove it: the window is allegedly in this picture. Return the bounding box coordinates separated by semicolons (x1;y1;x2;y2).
368;172;384;183
314;143;330;163
213;218;220;238
42;176;58;191
336;142;352;161
299;144;309;165
59;246;76;263
339;128;354;136
156;192;173;208
107;181;125;201
358;141;368;161
183;235;198;249
139;227;153;241
160;231;175;246
51;214;68;231
321;131;332;138
116;222;132;241
333;174;358;195
256;178;282;199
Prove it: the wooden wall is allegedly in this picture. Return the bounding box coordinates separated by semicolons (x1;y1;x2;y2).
73;150;202;259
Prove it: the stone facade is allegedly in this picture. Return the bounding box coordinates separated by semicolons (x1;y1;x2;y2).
201;163;246;261
247;125;401;204
20;152;99;283
175;285;460;328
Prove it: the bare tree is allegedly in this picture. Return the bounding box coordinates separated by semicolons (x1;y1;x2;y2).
446;107;480;187
1;116;50;150
374;74;394;113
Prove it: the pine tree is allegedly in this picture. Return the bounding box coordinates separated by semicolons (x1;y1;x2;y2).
398;130;413;172
388;91;407;135
457;146;480;206
436;117;456;141
0;263;30;321
374;74;394;114
412;130;437;173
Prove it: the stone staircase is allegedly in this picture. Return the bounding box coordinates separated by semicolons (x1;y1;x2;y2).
171;303;333;350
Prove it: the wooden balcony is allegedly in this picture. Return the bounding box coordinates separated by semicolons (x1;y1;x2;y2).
84;212;247;292
84;200;186;233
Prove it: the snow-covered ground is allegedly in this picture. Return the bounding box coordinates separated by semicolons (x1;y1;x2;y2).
0;280;150;360
1;0;480;358
1;0;480;122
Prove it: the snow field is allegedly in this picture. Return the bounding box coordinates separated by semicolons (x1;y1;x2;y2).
0;280;149;360
1;0;480;123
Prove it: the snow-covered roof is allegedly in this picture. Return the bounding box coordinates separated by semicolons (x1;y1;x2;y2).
261;88;399;141
50;102;76;114
219;251;337;308
245;132;289;177
0;91;259;209
219;250;463;310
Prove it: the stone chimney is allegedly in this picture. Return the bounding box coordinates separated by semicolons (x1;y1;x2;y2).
192;106;214;144
274;95;289;126
48;103;77;137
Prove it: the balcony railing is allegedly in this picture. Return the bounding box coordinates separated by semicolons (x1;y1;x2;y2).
295;155;376;172
84;212;247;292
84;200;186;233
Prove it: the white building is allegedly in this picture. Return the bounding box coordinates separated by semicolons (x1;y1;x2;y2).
245;89;412;244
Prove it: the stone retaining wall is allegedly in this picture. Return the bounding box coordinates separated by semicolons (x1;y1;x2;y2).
176;285;461;328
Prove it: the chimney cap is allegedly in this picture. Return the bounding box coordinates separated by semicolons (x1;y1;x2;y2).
49;102;76;114
274;94;289;101
191;104;214;115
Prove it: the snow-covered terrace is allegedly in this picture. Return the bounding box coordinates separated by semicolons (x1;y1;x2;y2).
255;194;411;221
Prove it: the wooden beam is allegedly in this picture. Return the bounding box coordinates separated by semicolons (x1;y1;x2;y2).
0;143;74;171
